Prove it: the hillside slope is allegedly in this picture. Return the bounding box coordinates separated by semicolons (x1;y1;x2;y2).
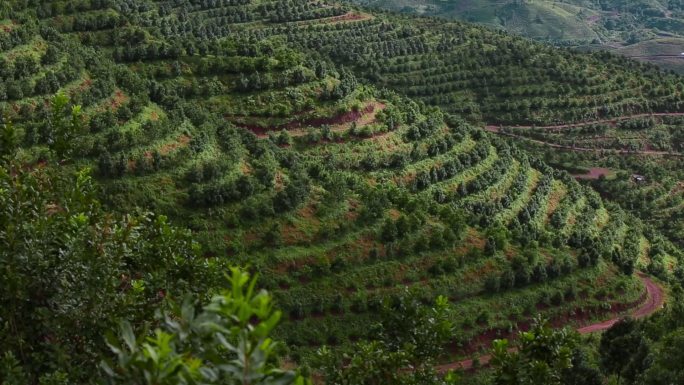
1;0;681;369
349;0;684;73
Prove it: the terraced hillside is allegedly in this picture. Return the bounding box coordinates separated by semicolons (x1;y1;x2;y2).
12;0;684;128
498;113;684;254
349;0;684;73
491;114;684;155
1;0;681;371
350;0;601;40
120;0;684;126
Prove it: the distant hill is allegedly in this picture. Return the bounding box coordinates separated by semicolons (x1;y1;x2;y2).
348;0;684;72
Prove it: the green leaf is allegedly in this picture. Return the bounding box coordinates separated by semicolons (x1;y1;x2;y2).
120;321;137;352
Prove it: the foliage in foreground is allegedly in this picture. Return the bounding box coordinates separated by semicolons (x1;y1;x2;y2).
597;287;684;385
102;267;309;385
490;317;601;385
0;112;301;384
314;289;459;385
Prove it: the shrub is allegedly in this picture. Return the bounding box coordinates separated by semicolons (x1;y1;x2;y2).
551;290;565;306
476;310;491;325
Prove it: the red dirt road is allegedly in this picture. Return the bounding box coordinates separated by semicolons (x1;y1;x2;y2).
435;273;665;372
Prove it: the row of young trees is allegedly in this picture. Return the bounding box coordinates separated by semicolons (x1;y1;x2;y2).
0;89;327;384
0;94;626;385
3;138;631;385
70;0;681;128
2;135;673;385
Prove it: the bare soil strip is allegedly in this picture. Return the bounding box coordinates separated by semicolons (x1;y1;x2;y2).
573;167;612;180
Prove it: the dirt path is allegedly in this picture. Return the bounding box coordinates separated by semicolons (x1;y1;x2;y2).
486;127;683;157
435;273;665;372
485;112;684;131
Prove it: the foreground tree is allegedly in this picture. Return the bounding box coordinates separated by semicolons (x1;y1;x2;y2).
597;288;684;385
1;93;311;384
490;317;581;385
599;318;649;385
0;99;307;384
0;146;304;384
638;329;684;385
0;145;219;382
314;289;460;385
102;267;309;385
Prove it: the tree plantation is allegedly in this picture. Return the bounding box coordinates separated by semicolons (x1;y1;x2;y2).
1;0;683;384
348;0;684;73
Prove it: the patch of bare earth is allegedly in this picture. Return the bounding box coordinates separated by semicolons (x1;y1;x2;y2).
94;89;128;114
574;167;611;180
253;101;387;139
387;208;401;220
159;134;190;155
344;199;360;222
281;224;308;246
455;228;485;253
0;21;17;33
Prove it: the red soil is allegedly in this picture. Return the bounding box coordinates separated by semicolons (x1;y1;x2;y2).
436;273;665;372
281;224;308;246
159;134;190;155
574;167;612;180
144;134;190;159
77;78;92;92
267;102;387;141
237;104;378;135
92;89;128;116
110;90;127;110
0;21;17;33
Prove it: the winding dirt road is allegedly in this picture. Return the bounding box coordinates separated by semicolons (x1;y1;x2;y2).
435;273;665;372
